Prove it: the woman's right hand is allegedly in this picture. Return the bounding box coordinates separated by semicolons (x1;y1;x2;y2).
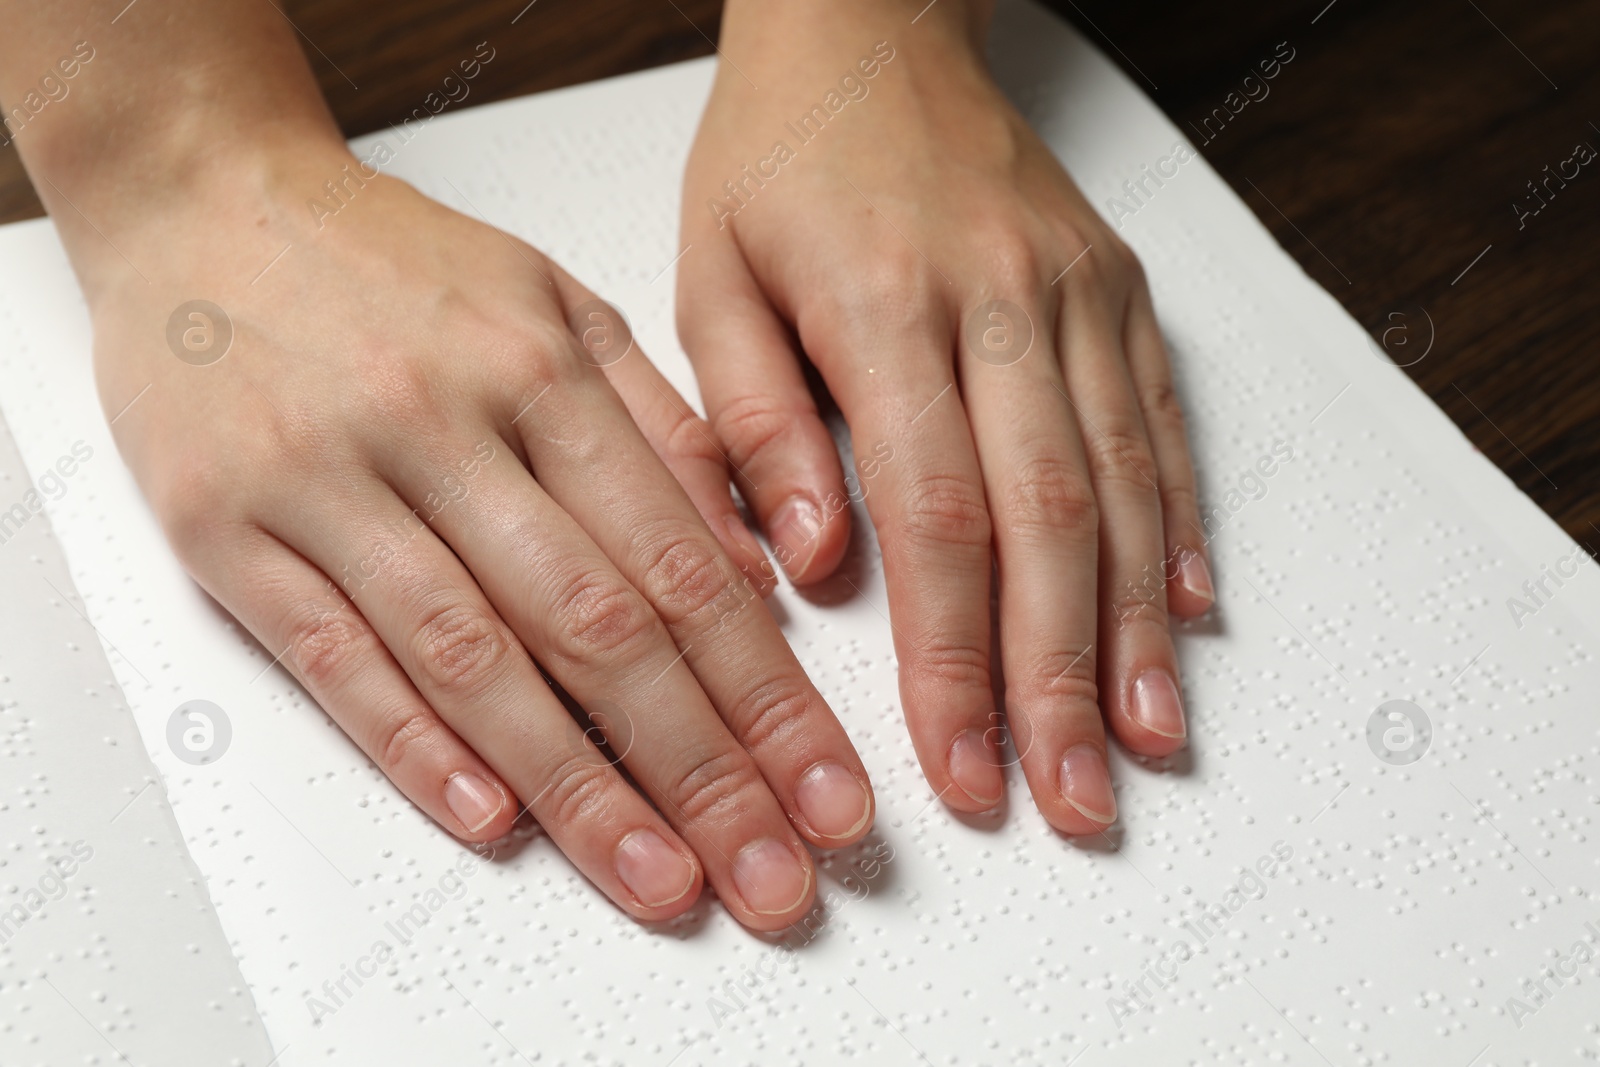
84;143;874;931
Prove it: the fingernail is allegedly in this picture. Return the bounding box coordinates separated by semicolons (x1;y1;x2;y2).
947;728;1004;806
1176;549;1214;604
1059;744;1117;825
1131;669;1187;739
732;837;812;916
794;761;872;840
723;514;776;597
615;829;697;909
445;772;506;833
769;496;824;582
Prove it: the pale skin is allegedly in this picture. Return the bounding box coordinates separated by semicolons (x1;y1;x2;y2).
1;0;1210;929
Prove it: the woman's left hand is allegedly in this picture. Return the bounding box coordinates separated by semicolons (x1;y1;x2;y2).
676;0;1214;833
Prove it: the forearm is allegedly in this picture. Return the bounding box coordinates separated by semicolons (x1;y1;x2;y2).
0;0;347;301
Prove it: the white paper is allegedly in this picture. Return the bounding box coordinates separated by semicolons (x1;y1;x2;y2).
0;417;273;1065
1;2;1595;1063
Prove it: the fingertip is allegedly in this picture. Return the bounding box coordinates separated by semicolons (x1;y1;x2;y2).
768;492;850;585
1167;544;1214;618
729;837;817;931
1113;668;1189;758
1054;743;1118;834
443;771;517;842
944;728;1004;811
615;828;704;920
792;760;875;846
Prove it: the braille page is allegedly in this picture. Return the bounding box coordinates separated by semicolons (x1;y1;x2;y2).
0;419;272;1066
2;1;1597;1063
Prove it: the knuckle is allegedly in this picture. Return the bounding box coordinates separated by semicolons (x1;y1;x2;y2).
1011;644;1100;707
1108;236;1144;281
552;570;657;660
916;638;992;692
1162;480;1201;521
711;394;799;472
893;472;992;550
412;602;513;695
1140;379;1187;431
814;260;945;336
983;229;1044;292
153;455;234;555
1086;423;1161;493
1109;581;1169;628
284;604;369;690
665;749;766;824
541;756;619;828
498;325;585;401
374;708;437;773
349;345;439;427
1061;239;1112;295
661;406;723;468
999;454;1099;541
728;680;815;751
637;533;735;628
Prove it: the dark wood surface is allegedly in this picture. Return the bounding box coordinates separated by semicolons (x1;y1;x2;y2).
3;0;1595;542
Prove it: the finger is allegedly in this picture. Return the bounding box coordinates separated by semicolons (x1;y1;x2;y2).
585;301;778;599
1058;256;1187;758
390;433;824;930
270;485;707;922
507;364;875;853
189;525;518;844
959;291;1114;834
675;237;851;585
1124;276;1213;618
812;313;1004;813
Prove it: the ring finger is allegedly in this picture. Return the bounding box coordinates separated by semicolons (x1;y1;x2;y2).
1058;253;1187;757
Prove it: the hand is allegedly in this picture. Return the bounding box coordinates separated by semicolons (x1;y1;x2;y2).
677;0;1212;833
87;143;874;930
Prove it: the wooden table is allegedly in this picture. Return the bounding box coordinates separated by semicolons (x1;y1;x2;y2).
3;0;1595;543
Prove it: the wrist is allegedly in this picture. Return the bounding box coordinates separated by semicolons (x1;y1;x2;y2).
54;122;358;309
16;67;349;304
718;0;995;65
